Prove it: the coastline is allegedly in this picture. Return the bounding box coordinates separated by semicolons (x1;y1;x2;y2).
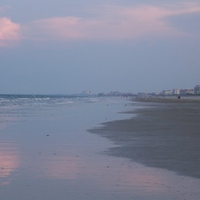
90;97;200;179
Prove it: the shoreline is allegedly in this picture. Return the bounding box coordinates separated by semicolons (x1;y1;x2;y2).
90;97;200;179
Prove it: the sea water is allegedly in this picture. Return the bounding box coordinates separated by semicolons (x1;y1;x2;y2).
0;95;199;200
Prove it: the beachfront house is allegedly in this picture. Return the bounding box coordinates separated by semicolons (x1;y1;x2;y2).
162;90;172;95
180;89;195;95
172;89;180;95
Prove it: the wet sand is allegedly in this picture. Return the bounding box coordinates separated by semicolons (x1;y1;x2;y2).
1;97;200;199
90;97;200;179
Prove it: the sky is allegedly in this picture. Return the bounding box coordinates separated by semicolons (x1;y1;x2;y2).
0;0;200;94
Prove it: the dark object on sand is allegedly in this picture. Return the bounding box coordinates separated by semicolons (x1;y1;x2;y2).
178;96;181;99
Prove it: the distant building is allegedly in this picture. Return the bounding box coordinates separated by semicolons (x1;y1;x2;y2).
194;85;200;94
151;92;160;96
172;89;180;95
180;89;194;95
162;90;172;95
81;90;91;95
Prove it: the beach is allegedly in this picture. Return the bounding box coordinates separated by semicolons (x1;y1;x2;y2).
1;95;200;200
90;97;200;179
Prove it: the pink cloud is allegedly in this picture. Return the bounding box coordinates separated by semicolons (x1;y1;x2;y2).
0;17;20;46
23;3;200;42
26;17;85;40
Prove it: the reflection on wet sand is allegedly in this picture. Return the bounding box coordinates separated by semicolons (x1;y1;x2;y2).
41;156;81;180
3;140;197;199
30;148;200;200
0;144;19;186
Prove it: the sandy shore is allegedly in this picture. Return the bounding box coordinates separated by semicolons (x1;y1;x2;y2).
90;97;200;179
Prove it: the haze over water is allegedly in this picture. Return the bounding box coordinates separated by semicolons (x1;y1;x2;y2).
0;95;199;200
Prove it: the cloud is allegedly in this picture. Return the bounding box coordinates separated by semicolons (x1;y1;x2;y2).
0;18;21;46
1;3;200;46
0;3;199;46
14;3;200;43
24;17;85;41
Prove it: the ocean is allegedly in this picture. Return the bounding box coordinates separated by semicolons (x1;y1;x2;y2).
0;95;199;200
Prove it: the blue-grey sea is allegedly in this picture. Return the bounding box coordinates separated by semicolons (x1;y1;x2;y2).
0;95;199;200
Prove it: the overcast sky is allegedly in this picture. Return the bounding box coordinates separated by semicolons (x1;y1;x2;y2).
0;0;200;94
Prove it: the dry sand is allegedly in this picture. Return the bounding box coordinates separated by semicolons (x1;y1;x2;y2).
90;97;200;179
